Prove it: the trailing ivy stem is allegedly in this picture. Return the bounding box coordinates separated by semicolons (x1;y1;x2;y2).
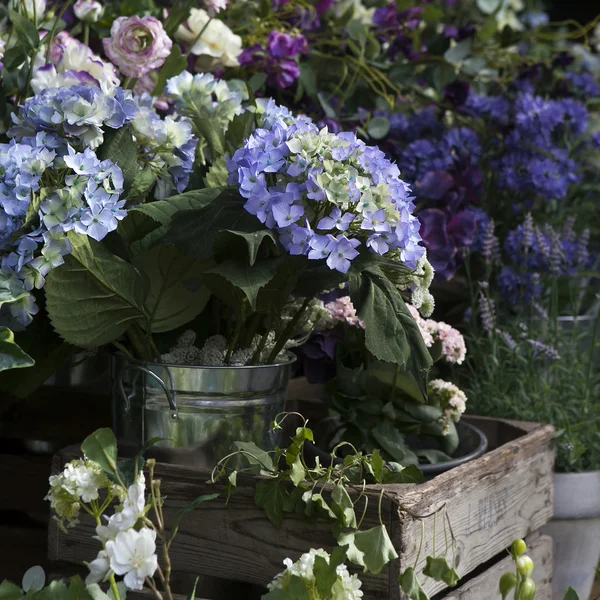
378;488;385;527
414;519;425;570
266;297;312;364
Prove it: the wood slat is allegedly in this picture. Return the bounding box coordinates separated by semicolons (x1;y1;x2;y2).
439;533;552;600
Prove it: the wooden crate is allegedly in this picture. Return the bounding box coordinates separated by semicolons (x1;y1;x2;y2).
48;416;554;600
437;532;552;599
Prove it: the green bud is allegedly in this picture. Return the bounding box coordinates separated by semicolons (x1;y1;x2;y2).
516;556;534;578
499;572;517;599
520;577;536;600
512;539;527;557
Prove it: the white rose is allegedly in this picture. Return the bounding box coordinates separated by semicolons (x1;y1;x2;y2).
175;9;242;69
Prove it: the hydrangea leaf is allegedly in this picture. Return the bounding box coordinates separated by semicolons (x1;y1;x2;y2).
372;419;418;464
97;125;139;195
203;157;230;188
205;257;281;311
349;266;432;393
226;111;257;154
132;246;211;333
166;188;260;260
353;524;398;574
254;480;289;527
0;327;34;372
45;233;148;347
217;230;278;266
127;187;225;253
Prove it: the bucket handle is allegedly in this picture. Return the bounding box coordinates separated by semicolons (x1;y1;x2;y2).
120;364;178;421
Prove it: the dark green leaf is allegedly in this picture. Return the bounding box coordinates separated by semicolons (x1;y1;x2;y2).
562;588;580;600
153;45;187;95
432;63;457;91
206;257;280;311
97;126;139;195
349;266;432;393
254;480;289;527
248;72;267;93
163;0;194;35
367;116;390;140
299;64;317;97
0;580;22;600
128;166;156;201
422;556;452;582
69;576;96;600
81;428;118;477
219;230;278;266
9;10;39;49
234;441;274;472
304;492;337;520
372;420;414;464
166;188;257;259
399;567;429;600
0;327;34;372
3;46;27;69
133;246;211;333
170;493;219;539
416;449;454;465
443;568;460;587
195;119;226;156
286;576;311;600
353;524;398;574
45;234;147;347
226;111;257;152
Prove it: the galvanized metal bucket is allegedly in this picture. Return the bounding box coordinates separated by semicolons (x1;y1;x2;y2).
111;353;295;468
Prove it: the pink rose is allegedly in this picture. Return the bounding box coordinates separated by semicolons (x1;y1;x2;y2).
103;16;172;79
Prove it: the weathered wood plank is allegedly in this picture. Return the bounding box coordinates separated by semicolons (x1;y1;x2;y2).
439;533;552;600
48;419;555;599
394;424;554;597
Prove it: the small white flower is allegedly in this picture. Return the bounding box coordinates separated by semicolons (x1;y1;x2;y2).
86;550;111;584
106;527;158;591
96;509;137;543
74;0;103;23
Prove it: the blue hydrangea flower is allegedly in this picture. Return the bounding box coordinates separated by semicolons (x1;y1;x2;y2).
227;104;424;274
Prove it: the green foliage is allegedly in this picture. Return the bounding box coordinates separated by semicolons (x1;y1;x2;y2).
97;126;139;195
399;568;429;600
0;573;108;600
45;234;148;348
8;10;39;49
170;493;220;540
81;428;118;478
0;327;34;372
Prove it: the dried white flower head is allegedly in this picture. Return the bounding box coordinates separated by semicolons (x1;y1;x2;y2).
427;379;468;434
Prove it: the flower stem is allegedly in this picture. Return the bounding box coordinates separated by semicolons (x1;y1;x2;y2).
266;297;312;364
109;575;121;600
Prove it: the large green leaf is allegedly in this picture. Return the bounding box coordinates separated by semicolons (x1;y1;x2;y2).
133;246;211;333
353;524;398;574
45;234;148;347
81;428;118;477
0;327;34;372
218;230;278;266
399;567;429;600
205;257;281;310
166;188;262;259
349;266;432;393
313;548;347;600
562;588;580;600
97;126;139;194
371;419;418;464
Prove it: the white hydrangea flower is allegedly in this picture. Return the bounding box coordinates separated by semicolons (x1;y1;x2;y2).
106;527;158;591
428;379;468;433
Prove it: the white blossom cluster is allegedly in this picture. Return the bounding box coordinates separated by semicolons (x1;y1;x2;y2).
86;473;158;590
160;330;290;366
427;379;468;434
45;459;110;528
267;549;363;600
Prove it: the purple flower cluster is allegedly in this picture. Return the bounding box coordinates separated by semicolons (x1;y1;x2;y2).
372;5;423;60
239;30;306;88
497;218;593;306
227;103;424;274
